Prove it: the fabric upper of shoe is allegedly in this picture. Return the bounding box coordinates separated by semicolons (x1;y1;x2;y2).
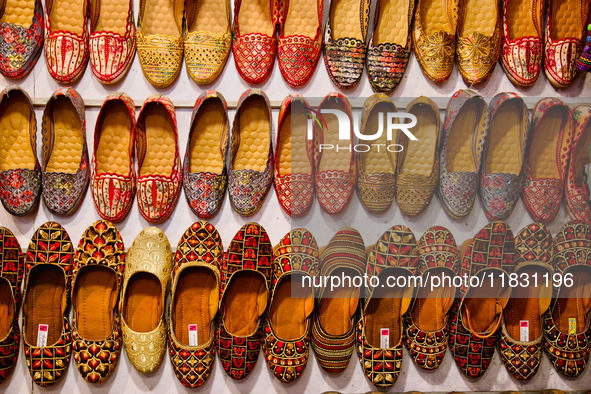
565;105;591;224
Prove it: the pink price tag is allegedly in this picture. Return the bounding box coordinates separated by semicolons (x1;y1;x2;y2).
188;324;198;347
39;325;48;332
519;320;529;342
380;328;389;349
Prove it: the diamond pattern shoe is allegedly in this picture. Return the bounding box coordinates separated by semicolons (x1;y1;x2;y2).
169;221;223;388
523;98;573;223
23;222;73;387
0;87;41;216
0;0;43;78
565;105;591;224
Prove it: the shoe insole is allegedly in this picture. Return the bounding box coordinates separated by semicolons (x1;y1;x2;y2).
284;0;318;38
96;100;132;176
278;101;312;176
189;98;225;174
411;268;454;332
446;99;483;173
73;265;118;341
420;0;453;35
330;0;363;41
0;0;34;27
233;96;270;172
141;0;179;37
359;102;396;176
574;121;591;187
49;0;84;34
94;0;128;35
24;265;65;347
173;267;217;346
139;103;176;177
365;276;406;348
270;274;314;340
222;271;267;337
551;0;580;40
45;96;83;174
123;272;161;333
553;267;591;334
238;0;273;36
530;106;564;179
400;104;437;177
374;0;408;45
484;99;522;175
463;271;507;333
0;278;14;340
318;98;353;174
458;0;496;37
0;91;36;171
188;0;227;34
508;0;536;39
318;268;360;336
505;266;549;341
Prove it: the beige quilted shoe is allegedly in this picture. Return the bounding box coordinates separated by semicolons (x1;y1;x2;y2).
121;227;173;374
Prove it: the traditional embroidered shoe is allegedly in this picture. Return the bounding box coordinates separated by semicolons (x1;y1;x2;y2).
135;95;182;224
311;227;365;374
404;226;458;371
121;227;172;374
438;90;487;219
44;0;89;84
356;94;397;214
316;93;356;214
0;87;41;216
263;229;319;383
72;220;125;384
228;90;274;216
565;105;591;224
456;0;501;84
449;221;514;379
0;0;43;78
397;97;440;217
91;93;136;222
184;0;231;84
523;98;573;223
358;225;417;388
500;0;544;87
232;0;276;84
544;0;591;88
498;222;553;381
479;93;528;221
136;0;183;88
323;0;371;89
89;0;136;84
543;220;591;377
183;91;229;219
366;0;414;93
169;221;223;388
412;0;459;83
274;95;315;217
217;223;272;380
23;222;73;387
0;228;23;384
41;88;90;216
277;0;322;86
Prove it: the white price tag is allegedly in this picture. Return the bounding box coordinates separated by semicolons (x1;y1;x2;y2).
37;324;48;347
188;324;198;347
519;320;529;342
380;328;389;349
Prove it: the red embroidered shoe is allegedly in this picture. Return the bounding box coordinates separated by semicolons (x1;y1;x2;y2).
44;0;89;84
91;93;136;222
565;105;591;224
449;221;514;379
274;95;315;217
135;95;183;224
523;98;573;223
0;0;44;78
277;0;322;86
89;0;136;84
263;229;319;383
232;0;276;84
315;93;356;214
0;227;23;384
217;223;272;380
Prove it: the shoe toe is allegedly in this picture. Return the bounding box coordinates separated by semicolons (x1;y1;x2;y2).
324;39;365;89
232;34;276;84
366;43;410;94
136;33;183;88
278;37;321;87
45;32;89;84
185;32;231;84
137;177;181;223
89;32;136;84
0;168;41;215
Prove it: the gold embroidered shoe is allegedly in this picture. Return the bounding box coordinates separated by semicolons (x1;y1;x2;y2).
184;0;231;84
72;220;125;384
565;105;591;224
136;0;183;88
413;0;459;83
397;97;440;217
121;227;172;374
456;0;501;84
